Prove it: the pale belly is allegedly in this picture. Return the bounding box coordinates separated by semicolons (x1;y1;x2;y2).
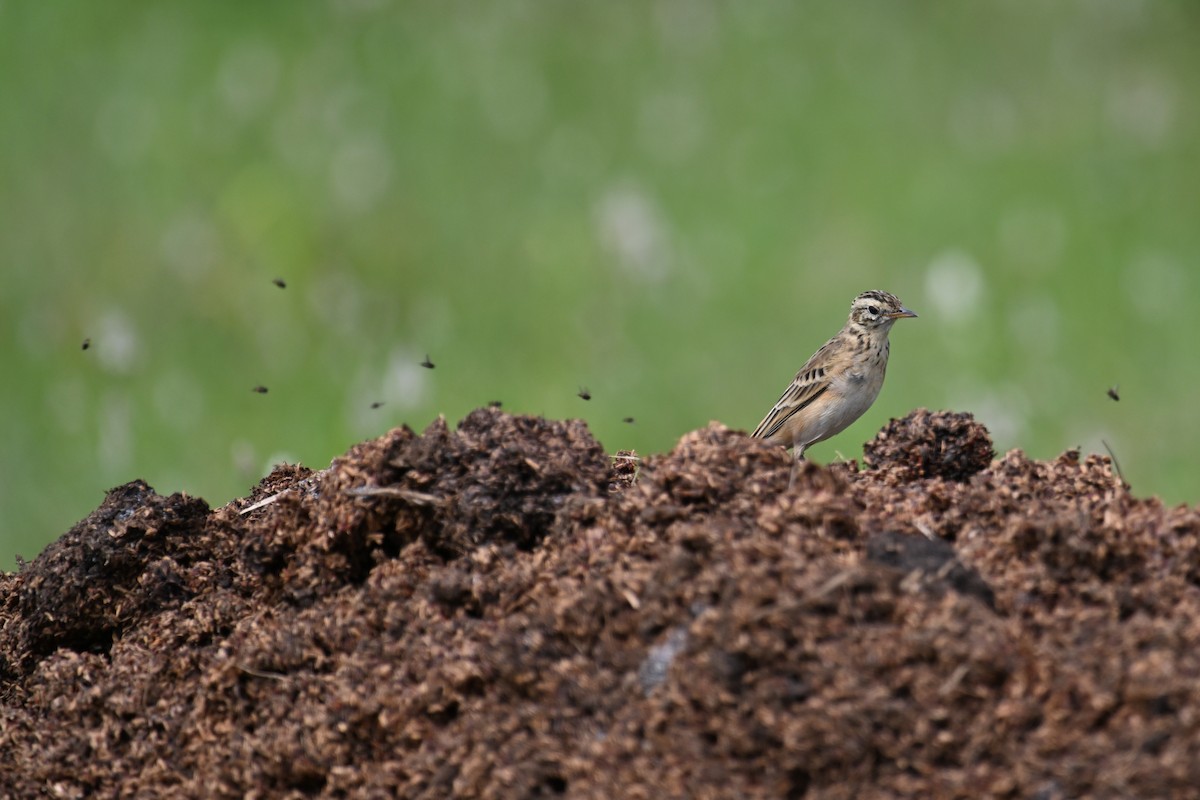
799;367;885;449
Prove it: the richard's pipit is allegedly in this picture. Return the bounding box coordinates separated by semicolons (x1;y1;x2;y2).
753;290;917;466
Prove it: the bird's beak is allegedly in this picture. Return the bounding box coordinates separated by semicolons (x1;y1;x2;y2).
887;307;918;319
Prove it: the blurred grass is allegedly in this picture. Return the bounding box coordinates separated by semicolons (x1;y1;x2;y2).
2;1;1198;569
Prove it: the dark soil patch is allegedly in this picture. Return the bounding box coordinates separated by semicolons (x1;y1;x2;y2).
3;406;1199;798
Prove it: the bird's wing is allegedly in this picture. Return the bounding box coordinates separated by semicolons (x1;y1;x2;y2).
751;337;841;441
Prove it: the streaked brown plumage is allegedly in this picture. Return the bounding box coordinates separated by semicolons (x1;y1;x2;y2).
753;290;917;463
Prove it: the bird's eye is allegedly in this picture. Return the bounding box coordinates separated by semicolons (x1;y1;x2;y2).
868;305;880;315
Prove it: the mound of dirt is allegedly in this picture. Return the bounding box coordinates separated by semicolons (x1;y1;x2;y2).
3;407;1200;798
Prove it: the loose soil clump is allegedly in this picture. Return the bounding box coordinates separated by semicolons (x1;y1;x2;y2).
3;407;1200;798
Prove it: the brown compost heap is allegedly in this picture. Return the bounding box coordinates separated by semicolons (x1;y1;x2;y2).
3;407;1200;799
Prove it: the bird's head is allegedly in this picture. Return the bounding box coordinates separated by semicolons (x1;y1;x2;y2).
848;290;917;332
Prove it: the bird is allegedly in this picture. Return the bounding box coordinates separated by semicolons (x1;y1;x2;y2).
752;290;917;470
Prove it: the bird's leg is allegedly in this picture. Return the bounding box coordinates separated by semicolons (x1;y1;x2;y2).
788;440;806;490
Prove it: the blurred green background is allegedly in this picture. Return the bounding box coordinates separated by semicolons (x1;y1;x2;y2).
2;1;1198;569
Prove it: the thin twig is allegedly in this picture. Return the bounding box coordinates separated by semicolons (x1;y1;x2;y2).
913;519;936;540
238;665;287;681
239;491;290;515
346;486;439;506
1100;440;1127;487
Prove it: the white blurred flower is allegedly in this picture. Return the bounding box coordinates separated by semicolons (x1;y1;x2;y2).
924;249;985;325
152;369;205;431
948;91;1017;156
384;347;432;410
217;40;281;119
638;88;706;165
1123;251;1186;321
1107;73;1175;149
654;0;718;53
97;391;133;473
95;92;157;164
330;133;393;214
94;310;142;375
595;182;673;284
161;212;221;284
950;384;1029;448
